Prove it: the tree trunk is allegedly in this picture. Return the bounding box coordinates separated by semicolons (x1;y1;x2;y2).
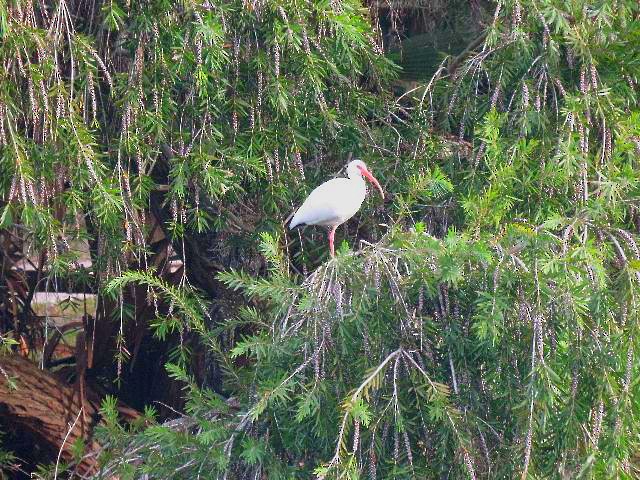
0;354;138;476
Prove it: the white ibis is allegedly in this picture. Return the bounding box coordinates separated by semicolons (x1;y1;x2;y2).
289;159;384;257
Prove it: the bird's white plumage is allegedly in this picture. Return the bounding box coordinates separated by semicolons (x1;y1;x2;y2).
289;177;367;228
288;159;383;257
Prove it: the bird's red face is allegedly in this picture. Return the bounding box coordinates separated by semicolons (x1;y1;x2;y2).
357;165;385;199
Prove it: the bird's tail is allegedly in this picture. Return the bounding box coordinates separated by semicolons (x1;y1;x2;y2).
285;210;302;230
288;217;305;230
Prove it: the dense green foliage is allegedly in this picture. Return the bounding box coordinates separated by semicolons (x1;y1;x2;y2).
1;0;640;478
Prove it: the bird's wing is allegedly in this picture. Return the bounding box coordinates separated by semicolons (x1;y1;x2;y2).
290;178;355;228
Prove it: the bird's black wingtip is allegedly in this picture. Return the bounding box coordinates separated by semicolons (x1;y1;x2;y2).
289;222;306;231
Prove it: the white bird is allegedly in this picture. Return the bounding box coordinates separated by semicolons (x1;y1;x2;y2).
289;159;384;257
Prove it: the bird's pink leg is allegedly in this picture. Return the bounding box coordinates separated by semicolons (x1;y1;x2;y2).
328;226;337;257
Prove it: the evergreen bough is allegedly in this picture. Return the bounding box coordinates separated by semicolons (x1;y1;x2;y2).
0;0;639;478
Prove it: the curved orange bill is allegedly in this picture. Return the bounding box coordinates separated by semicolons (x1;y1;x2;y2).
360;168;385;199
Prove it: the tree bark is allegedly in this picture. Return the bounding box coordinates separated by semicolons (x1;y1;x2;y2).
0;354;138;476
